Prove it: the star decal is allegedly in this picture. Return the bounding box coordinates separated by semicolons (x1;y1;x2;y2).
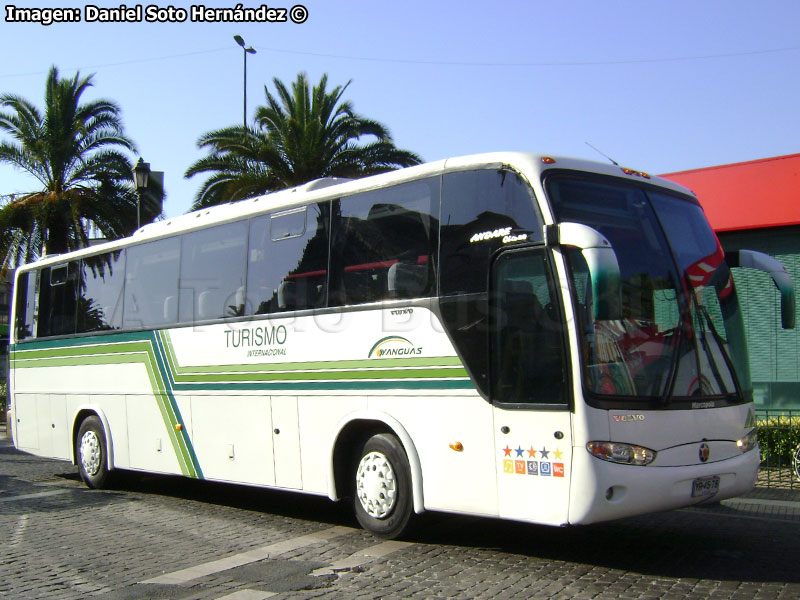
553;448;564;460
539;446;550;459
503;445;512;457
515;446;524;458
527;446;537;458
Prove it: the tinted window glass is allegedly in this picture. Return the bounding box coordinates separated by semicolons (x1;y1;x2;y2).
439;294;490;396
123;237;180;329
14;271;35;341
271;208;306;240
38;261;80;337
179;222;247;322
492;248;566;405
440;169;542;295
330;178;439;305
247;203;330;314
78;251;126;332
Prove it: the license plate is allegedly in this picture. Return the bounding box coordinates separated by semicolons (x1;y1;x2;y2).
691;475;720;498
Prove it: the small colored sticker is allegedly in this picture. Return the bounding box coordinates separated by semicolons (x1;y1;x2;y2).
503;460;514;474
527;461;539;475
540;462;552;476
515;460;526;474
553;463;565;477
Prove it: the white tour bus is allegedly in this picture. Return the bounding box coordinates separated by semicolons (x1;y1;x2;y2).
8;152;795;538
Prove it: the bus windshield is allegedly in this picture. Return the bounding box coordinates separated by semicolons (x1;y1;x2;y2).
546;175;751;406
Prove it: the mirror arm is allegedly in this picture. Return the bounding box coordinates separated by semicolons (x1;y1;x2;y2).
726;249;795;329
546;223;622;321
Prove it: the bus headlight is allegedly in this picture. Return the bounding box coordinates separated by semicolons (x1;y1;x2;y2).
587;441;656;466
736;429;758;453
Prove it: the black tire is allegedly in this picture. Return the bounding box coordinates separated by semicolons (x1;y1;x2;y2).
76;416;112;489
353;433;414;539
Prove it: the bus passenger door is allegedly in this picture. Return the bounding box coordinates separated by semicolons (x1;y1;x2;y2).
491;247;573;526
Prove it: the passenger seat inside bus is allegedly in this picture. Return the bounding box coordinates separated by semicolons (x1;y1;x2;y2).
163;296;176;323
387;263;428;298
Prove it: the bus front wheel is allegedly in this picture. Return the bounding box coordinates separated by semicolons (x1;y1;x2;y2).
76;416;112;489
353;433;413;539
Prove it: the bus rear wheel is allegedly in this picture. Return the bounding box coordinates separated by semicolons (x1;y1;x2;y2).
76;416;112;489
353;433;414;539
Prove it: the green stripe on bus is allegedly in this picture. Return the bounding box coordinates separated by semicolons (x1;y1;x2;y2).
11;332;468;382
172;367;468;383
13;352;152;368
9;329;475;473
10;341;153;360
12;354;471;389
172;379;475;391
169;355;464;374
12;355;469;384
150;331;202;479
12;333;201;479
10;330;152;350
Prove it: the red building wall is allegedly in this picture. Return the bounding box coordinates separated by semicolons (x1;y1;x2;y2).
662;153;800;232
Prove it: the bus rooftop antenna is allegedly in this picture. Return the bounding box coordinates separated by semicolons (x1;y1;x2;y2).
585;142;619;166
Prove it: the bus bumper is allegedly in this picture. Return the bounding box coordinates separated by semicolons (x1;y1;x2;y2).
567;446;760;525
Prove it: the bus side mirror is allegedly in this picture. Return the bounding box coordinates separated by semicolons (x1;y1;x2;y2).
726;249;795;329
545;223;622;321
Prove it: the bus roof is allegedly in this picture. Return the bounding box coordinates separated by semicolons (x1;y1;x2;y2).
16;151;692;272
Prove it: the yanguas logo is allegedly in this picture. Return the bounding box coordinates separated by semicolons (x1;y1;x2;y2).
368;336;423;358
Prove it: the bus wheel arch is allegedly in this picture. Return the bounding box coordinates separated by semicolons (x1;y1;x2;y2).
329;415;424;516
72;409;115;489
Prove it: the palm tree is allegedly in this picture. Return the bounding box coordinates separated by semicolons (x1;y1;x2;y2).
0;66;159;270
185;72;422;210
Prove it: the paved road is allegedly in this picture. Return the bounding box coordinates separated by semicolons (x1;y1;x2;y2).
2;430;800;600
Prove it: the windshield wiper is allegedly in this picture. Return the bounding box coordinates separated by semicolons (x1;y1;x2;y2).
696;302;742;398
660;311;687;407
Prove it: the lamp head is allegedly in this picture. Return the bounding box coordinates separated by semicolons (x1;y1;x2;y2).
132;157;150;190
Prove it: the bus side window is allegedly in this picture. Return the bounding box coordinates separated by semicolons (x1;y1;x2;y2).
439;169;544;398
178;221;247;323
246;203;330;315
78;251;126;332
37;261;80;337
492;248;567;405
329;178;439;306
14;271;36;341
123;237;180;329
439;169;542;296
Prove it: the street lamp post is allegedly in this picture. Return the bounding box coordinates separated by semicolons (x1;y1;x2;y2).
233;34;257;129
132;157;150;230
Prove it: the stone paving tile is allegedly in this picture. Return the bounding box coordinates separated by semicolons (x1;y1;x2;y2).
3;430;800;600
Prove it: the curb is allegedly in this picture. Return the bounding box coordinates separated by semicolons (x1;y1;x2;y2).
686;485;800;521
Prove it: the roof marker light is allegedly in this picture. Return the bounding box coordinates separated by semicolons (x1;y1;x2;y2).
621;167;651;179
542;157;556;164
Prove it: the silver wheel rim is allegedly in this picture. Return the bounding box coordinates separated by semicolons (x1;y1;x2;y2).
80;430;102;477
356;451;397;519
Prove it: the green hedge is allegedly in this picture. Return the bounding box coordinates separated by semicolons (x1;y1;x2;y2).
757;416;800;464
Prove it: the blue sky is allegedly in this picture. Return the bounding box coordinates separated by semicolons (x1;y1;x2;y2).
1;0;798;218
